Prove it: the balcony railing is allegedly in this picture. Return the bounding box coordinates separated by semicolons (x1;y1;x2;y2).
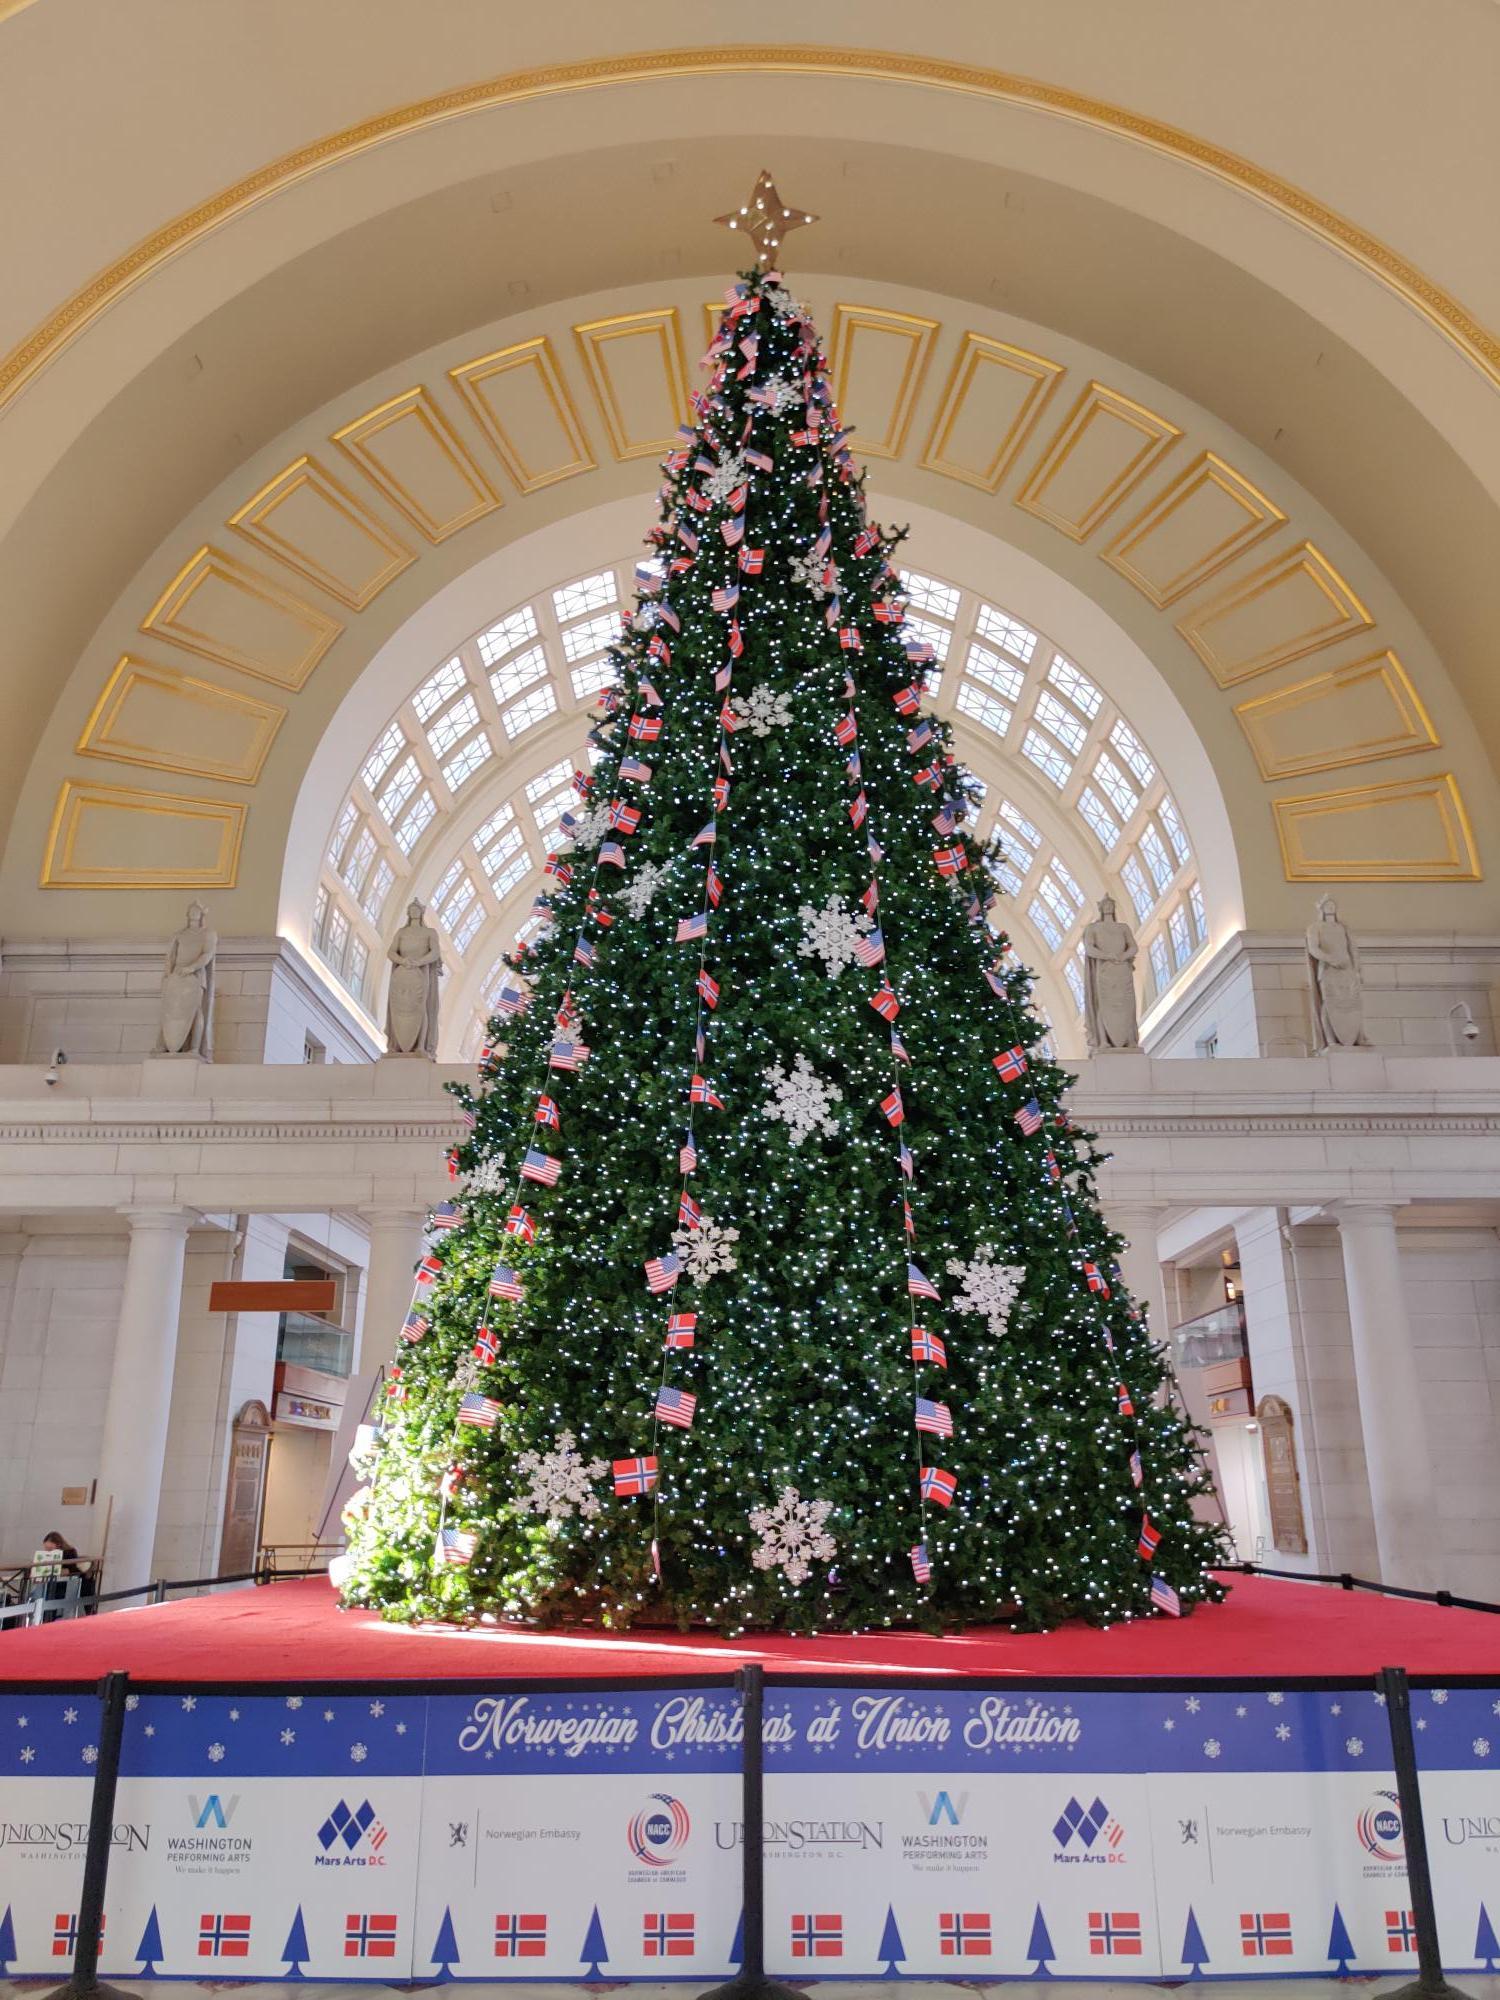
276;1311;354;1377
1171;1297;1248;1370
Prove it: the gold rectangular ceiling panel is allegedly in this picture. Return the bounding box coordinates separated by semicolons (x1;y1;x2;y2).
919;332;1064;493
76;656;284;785
1236;651;1440;780
331;387;500;543
229;455;414;610
1176;542;1375;685
448;336;594;493
1101;450;1287;607
1014;381;1181;541
828;305;939;460
1273;772;1479;882
573;309;692;461
42;780;246;889
140;545;341;690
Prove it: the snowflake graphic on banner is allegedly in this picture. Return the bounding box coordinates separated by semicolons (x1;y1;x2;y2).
622;858;671;920
702;452;748;507
671;1213;740;1286
749;1486;836;1586
798;893;874;976
763;1054;844;1146
946;1247;1027;1335
515;1431;609;1521
788;548;837;601
462;1156;509;1197
730;683;795;736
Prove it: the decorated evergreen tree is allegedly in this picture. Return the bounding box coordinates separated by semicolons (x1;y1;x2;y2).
340;236;1226;1635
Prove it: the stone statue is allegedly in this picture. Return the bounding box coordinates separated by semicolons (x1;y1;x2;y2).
1306;893;1369;1049
153;901;217;1058
383;899;443;1057
1081;894;1140;1052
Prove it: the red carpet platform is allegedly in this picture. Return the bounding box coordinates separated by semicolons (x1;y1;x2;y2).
1;1571;1496;1682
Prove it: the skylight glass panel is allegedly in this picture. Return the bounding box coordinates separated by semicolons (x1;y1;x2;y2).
1035;872;1074;929
1169;902;1192;967
955;682;1011;737
426;693;480;759
343;826;377;894
413;657;467;723
560;611;620;663
553;571;617;623
1110;718;1156;787
348;934;369;999
362;859;395;922
997;799;1042;856
903;614;951;662
473;803;514;847
476;605;539;668
531;789;572;834
1027;898;1064;951
963;643;1024;704
452;904;485;954
1064;954;1086;1014
502;685;557;738
1139;823;1174;891
1077;785;1121;851
975;603;1038;662
360;722;405;792
1158;791;1190;865
489;643;548;707
1021;729;1071;788
489;850;530;898
571;657;618;702
393;789;436;854
1049;857;1085;912
432;859;463;908
899;570;960;622
440;875;476;928
325;903;350;967
1189;880;1206;940
991;856;1025;897
1033;689;1088;756
1092;750;1140;819
313;884;329;939
478;823;523;876
1150;933;1172;994
1046;654;1103;718
1122;855;1155;921
376;754;421;824
526;759;573;802
329;800;357;866
443;732;492;791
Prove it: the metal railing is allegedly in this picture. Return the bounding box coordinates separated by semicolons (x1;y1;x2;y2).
276;1310;355;1376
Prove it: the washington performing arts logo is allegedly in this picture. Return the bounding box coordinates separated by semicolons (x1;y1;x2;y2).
1356;1792;1405;1869
902;1790;987;1872
316;1800;389;1867
1053;1796;1126;1864
628;1795;690;1867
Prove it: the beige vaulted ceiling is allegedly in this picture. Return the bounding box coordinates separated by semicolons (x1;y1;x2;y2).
1;0;1496;956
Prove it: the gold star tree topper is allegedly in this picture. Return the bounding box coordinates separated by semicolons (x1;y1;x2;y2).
715;171;818;264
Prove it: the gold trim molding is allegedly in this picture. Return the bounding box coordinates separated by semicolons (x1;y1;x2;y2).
76;655;285;784
2;45;1497;417
1273;772;1479;883
42;780;247;889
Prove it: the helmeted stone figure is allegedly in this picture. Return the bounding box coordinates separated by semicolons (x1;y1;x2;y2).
154;901;217;1058
1306;893;1369;1048
1082;893;1141;1052
383;899;443;1057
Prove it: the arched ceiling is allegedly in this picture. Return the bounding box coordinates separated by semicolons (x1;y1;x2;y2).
2;2;1496;960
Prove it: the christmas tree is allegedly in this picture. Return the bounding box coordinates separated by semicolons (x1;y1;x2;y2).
340;216;1225;1635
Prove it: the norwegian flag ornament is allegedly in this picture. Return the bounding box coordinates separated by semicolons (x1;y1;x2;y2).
613;1456;658;1495
921;1465;958;1508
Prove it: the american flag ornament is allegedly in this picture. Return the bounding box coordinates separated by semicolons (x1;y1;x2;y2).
437;1527;477;1567
599;841;627;868
679;1134;697;1174
711;582;740;614
457;1103;477;1133
521;1148;561;1186
853;927;886;968
1150;1573;1182;1617
548;1039;589;1071
1129;1449;1143;1488
429;1201;462;1232
992;1045;1028;1081
1014;1098;1044;1136
400;1310;428;1344
910;1542;932;1583
911;1327;947;1367
676;911;708;944
613;1456;658;1495
665;1312;697;1349
908;1262;940;1301
899;1140;914;1179
619;756;653;783
489;1266;524;1303
921;1465;957;1508
457;1393;500;1429
655;1386;696;1430
572;934;596;969
1137;1516;1160;1562
915;1397;955;1439
907;719;933;750
645;1251;681;1294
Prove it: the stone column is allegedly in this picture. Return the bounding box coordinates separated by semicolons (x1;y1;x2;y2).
1333;1202;1441;1592
95;1207;194;1596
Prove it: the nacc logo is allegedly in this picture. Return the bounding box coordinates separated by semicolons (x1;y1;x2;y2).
627;1795;690;1867
1356;1792;1404;1864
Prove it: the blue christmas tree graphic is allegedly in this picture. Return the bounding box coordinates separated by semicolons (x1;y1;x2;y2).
878;1905;906;1976
1475;1902;1499;1971
280;1906;310;1979
0;1906;15;1977
134;1906;164;1977
430;1906;461;1981
729;1909;743;1967
1180;1906;1210;1975
1327;1903;1356;1974
580;1905;609;1980
1027;1904;1055;1977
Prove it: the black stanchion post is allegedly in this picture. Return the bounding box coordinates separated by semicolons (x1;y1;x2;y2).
1377;1665;1473;2000
699;1665;800;2000
44;1669;134;2000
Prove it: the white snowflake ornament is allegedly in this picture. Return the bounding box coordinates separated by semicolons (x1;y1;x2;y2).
749;1487;836;1586
562;802;614;850
462;1156;509;1197
763;1055;844;1147
789;549;837;601
760;375;803;416
671;1213;739;1286
515;1431;609;1522
730;683;794;736
702;452;748;508
798;894;873;977
622;858;671;920
946;1247;1026;1336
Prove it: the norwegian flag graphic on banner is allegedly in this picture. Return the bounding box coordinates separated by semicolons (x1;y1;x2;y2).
1089;1912;1142;1957
1240;1913;1294;1957
198;1914;251;1958
52;1914;102;1957
494;1914;547;1958
1386;1911;1418;1953
643;1913;695;1958
940;1912;992;1956
344;1914;398;1959
791;1913;843;1958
